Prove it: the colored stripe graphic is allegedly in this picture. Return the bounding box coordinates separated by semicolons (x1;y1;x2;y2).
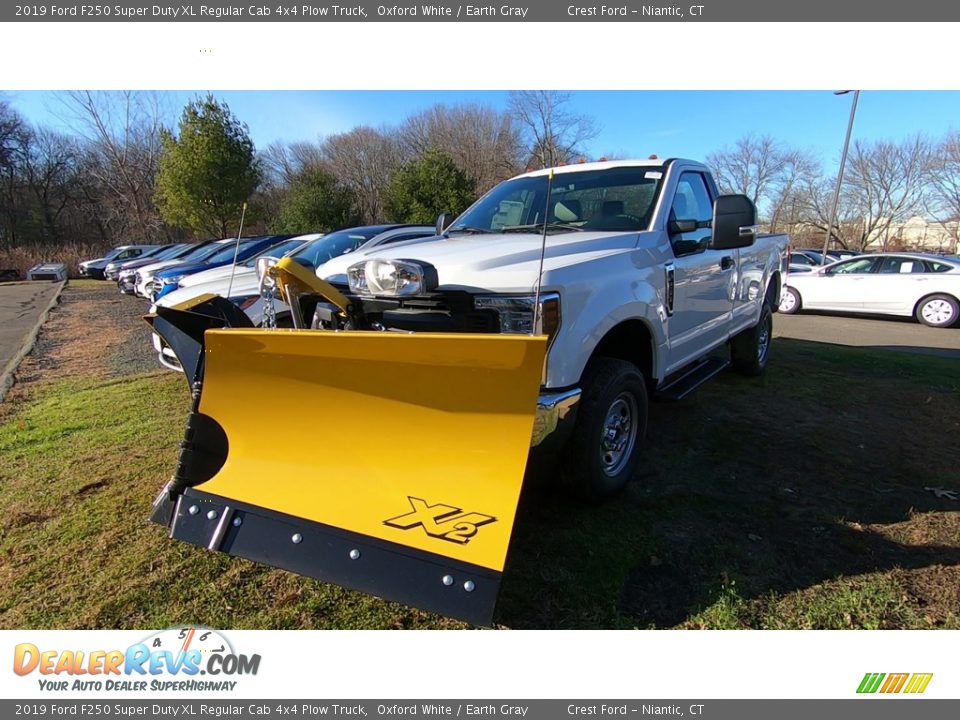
880;673;909;693
857;673;885;693
857;672;932;694
904;673;933;694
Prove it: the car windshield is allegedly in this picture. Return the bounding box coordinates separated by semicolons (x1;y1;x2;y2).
293;229;382;267
204;239;262;264
150;245;187;261
242;238;311;267
449;166;663;235
136;246;166;259
799;250;827;264
174;243;218;261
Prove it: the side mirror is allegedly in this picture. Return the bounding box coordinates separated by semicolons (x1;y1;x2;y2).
711;194;757;250
668;219;698;235
436;212;454;234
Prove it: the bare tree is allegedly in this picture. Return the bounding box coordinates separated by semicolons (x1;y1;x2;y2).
0;101;29;246
398;103;525;192
321;126;404;223
925;130;960;253
708;135;821;232
57;91;169;242
840;136;930;251
508;91;599;169
792;137;930;251
261;140;327;187
22;128;83;242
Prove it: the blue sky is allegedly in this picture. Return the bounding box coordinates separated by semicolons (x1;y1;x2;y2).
6;90;960;167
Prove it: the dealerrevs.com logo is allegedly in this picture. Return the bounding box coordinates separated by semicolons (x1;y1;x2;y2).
13;627;260;692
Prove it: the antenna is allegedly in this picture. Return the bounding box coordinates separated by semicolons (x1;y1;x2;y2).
533;168;554;335
225;202;248;300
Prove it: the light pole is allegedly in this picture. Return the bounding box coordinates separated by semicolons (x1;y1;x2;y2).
821;90;860;263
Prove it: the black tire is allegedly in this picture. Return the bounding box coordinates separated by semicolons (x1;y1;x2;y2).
778;286;801;314
915;294;960;328
561;357;648;501
731;303;773;377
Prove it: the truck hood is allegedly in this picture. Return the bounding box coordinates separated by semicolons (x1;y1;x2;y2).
318;230;641;293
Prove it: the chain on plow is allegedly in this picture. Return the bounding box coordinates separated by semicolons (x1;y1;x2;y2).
262;285;278;329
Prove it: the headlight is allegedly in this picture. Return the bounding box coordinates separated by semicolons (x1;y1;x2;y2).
161;274;183;285
474;293;561;340
347;259;436;297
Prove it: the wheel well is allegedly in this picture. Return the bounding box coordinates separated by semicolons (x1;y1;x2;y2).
588;320;655;384
766;271;781;310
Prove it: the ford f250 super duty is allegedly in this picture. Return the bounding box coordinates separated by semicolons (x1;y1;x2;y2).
147;157;788;625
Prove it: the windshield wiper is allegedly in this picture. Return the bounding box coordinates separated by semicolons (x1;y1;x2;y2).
501;222;584;234
445;226;496;235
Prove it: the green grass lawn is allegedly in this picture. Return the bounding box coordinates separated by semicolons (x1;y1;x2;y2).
1;318;958;629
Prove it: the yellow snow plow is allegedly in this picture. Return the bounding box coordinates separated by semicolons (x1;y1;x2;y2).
146;258;547;625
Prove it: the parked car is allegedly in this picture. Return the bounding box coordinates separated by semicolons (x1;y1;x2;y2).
826;249;858;261
779;253;960;327
104;244;181;281
150;226;435;371
118;242;214;295
132;238;233;298
78;244;161;279
174;234;322;292
789;249;828;266
150;235;292;301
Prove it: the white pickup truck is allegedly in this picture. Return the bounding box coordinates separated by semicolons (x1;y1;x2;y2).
148;157;789;624
315;158;789;498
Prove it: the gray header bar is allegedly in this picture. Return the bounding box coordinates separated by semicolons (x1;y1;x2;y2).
5;0;960;22
4;700;960;719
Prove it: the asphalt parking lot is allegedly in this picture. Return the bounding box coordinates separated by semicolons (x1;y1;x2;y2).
0;281;63;377
774;311;960;359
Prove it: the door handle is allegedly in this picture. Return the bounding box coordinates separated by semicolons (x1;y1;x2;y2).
720;256;735;270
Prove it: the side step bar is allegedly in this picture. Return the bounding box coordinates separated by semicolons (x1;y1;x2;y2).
654;356;731;402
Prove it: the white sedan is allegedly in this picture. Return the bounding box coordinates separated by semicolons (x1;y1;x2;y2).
780;253;960;328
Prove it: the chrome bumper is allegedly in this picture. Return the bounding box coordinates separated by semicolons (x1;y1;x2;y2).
530;388;581;448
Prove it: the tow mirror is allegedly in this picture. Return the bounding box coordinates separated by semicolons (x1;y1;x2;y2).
436;212;454;234
711;194;758;250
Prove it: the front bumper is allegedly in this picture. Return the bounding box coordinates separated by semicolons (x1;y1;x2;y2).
531;387;580;449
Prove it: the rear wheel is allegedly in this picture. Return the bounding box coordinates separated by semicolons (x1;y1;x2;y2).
915;294;959;328
561;358;648;501
731;303;773;377
779;286;801;314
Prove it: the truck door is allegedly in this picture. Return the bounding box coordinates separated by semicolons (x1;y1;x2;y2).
664;171;735;373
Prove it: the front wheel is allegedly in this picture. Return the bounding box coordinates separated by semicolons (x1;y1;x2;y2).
561;358;648;501
731;303;773;377
915;294;959;328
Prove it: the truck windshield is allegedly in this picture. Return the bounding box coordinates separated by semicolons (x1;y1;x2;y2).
449;166;662;235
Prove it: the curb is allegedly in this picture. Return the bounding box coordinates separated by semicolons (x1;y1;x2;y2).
0;280;67;403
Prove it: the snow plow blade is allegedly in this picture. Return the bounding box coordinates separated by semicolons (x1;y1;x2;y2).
148;301;547;625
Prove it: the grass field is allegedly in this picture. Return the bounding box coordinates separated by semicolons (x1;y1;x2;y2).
0;283;957;629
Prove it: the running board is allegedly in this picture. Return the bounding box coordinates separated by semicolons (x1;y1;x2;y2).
654;357;730;402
